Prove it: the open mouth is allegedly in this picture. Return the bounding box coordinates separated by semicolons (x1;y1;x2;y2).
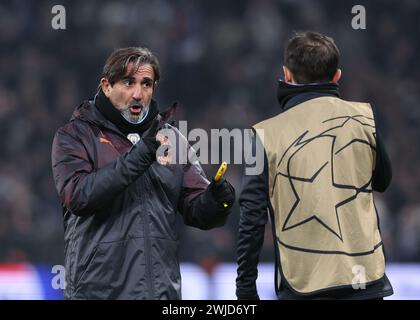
129;105;143;114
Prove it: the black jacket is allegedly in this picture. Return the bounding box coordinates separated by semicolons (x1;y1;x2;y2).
236;82;393;300
51;98;230;299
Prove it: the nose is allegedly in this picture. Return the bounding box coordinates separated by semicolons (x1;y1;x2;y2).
132;83;143;101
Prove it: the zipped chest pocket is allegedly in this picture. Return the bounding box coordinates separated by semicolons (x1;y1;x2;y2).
89;126;131;169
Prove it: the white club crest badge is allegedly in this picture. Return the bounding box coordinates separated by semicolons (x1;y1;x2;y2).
127;133;140;145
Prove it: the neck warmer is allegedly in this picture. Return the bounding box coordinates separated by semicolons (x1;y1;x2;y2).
95;89;159;135
277;80;340;109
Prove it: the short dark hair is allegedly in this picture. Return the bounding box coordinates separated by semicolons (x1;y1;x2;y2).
100;47;160;87
284;31;340;84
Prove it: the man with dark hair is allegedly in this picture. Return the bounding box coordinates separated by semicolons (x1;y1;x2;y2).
283;31;340;84
51;47;235;299
236;31;393;300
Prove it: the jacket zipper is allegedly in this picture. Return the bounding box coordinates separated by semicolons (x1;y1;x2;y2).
140;177;155;299
99;123;155;298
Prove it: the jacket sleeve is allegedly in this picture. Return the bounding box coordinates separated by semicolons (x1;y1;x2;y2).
236;130;269;300
51;125;155;216
371;104;392;192
372;132;392;192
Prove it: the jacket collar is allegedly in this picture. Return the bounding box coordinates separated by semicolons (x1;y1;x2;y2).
277;80;341;111
70;92;160;136
70;97;123;136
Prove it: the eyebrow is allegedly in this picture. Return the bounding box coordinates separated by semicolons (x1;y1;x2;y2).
121;76;135;82
141;77;153;84
121;76;153;83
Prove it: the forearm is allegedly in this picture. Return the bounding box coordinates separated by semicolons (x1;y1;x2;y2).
236;215;266;299
55;139;155;216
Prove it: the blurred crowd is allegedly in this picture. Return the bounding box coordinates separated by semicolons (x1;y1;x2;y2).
1;0;419;271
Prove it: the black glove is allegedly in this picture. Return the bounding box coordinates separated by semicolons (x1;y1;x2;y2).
208;177;236;209
141;119;160;155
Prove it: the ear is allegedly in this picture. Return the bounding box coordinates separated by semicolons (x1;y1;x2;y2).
331;69;342;83
283;66;294;83
100;78;112;97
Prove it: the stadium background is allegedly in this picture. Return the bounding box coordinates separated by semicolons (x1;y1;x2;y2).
0;0;419;299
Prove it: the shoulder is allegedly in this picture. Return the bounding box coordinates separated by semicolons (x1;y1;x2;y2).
54;119;94;145
252;113;285;139
332;97;373;116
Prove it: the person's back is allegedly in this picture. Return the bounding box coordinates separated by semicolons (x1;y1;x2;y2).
236;31;393;300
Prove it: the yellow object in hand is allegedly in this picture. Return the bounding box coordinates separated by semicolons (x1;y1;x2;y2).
214;162;228;182
214;162;229;208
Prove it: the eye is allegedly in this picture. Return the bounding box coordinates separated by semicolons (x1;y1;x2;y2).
142;81;152;88
123;79;133;86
